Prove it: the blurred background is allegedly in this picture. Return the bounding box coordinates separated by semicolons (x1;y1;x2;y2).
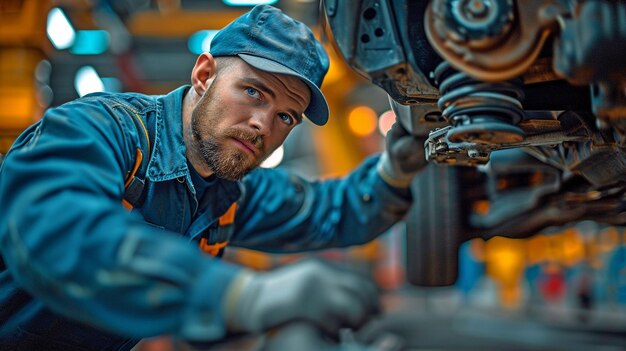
2;0;626;350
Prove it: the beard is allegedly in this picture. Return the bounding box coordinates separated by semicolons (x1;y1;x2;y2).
190;85;266;181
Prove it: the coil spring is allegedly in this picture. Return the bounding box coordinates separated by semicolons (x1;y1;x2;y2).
434;62;526;144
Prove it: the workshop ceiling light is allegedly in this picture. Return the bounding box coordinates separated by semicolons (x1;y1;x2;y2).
188;30;219;55
223;0;278;6
261;145;284;168
74;66;104;97
70;30;110;55
47;8;76;50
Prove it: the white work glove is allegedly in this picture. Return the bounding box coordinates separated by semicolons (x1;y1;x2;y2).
377;122;428;188
224;259;380;336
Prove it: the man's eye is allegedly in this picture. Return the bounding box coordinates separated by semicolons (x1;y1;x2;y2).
279;113;294;126
245;87;259;98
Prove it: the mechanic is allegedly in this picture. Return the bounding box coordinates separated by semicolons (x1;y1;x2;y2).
0;5;426;351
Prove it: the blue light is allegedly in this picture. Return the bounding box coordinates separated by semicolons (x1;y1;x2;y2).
47;8;75;49
223;0;278;6
188;30;219;55
70;30;110;55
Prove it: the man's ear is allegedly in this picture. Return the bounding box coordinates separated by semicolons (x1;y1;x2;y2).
191;53;217;96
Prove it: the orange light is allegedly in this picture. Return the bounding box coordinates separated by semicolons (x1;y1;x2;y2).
526;234;549;265
472;200;490;216
485;237;526;283
560;228;584;267
484;237;526;310
348;105;377;137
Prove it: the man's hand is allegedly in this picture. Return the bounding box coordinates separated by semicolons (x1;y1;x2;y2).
224;260;380;336
377;122;428;188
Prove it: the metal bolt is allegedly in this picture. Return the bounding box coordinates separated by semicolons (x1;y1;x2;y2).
466;0;489;18
435;141;449;153
467;149;487;158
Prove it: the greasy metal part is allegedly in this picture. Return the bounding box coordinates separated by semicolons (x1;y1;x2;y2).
474;188;626;239
540;111;626;187
592;82;626;129
321;0;439;104
425;126;493;166
472;151;562;229
571;145;626;187
323;0;404;72
521;57;562;84
516;118;561;135
517;111;595;170
507;111;626;188
425;0;568;82
447;120;525;144
390;97;445;136
472;148;626;238
390;64;440;103
444;0;514;49
434;62;526;144
553;1;626;85
425;110;591;166
470;146;626;239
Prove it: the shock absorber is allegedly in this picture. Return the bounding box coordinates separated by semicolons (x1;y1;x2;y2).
434;61;526;144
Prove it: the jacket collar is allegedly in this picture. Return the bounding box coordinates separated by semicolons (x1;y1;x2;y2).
147;86;241;207
147;85;190;182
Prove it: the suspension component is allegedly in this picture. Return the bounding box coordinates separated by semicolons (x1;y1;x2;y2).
554;1;626;128
435;62;526;145
425;0;568;82
441;0;514;50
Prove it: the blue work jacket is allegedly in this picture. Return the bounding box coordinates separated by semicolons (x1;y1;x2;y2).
0;86;412;350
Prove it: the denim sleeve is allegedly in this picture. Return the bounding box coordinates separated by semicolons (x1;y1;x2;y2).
0;98;241;341
232;156;412;252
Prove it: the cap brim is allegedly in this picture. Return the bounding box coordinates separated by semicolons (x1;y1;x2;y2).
238;53;329;126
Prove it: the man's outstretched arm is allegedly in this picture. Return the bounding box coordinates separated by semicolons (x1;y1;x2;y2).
233;122;427;251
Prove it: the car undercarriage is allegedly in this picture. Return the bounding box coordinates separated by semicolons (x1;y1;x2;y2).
323;0;626;287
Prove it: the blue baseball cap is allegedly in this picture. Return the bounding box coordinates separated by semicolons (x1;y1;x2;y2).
209;5;330;126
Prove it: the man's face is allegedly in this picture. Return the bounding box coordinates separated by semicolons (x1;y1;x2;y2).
190;58;311;180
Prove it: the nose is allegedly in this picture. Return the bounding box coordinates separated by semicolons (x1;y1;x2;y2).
249;110;272;136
